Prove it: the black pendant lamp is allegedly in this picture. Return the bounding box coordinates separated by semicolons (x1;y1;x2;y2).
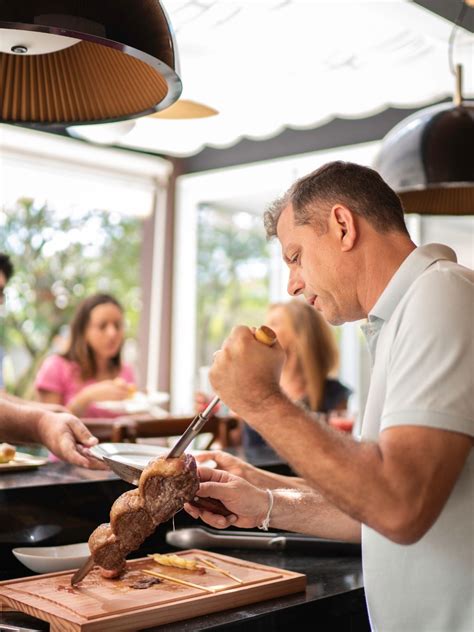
0;0;182;126
373;65;474;215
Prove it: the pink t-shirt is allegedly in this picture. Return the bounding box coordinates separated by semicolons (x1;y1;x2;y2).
35;354;136;418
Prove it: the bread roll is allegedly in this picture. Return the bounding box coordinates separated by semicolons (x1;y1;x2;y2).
0;443;16;464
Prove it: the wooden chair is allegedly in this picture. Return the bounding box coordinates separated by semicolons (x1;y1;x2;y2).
80;418;130;443
110;414;240;449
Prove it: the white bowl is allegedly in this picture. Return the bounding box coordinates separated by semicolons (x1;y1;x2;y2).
12;542;90;574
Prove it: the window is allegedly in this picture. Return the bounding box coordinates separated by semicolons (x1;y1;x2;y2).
0;124;170;396
171;141;380;414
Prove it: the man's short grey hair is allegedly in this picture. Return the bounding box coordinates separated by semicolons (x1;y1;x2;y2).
263;161;408;239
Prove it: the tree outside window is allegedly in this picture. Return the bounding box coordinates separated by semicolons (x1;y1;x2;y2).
0;198;141;397
196;204;270;376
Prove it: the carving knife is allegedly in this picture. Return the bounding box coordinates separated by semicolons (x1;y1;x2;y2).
167;325;277;459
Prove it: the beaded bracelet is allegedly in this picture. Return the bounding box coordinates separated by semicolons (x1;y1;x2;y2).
257;489;274;531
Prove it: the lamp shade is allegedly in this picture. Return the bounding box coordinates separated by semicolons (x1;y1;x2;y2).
373;101;474;215
0;0;182;126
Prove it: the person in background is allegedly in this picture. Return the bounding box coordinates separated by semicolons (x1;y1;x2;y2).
195;299;352;450
0;253;15;391
243;299;351;450
186;161;473;632
35;293;136;418
0;252;85;414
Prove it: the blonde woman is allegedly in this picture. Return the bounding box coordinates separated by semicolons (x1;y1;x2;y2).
243;299;351;449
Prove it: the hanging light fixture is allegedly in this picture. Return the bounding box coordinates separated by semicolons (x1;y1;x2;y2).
148;99;218;120
0;1;182;126
373;1;474;215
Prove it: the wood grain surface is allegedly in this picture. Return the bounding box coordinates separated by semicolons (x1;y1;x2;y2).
0;549;306;631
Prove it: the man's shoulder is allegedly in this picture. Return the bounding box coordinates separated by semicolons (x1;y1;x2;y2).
405;259;472;311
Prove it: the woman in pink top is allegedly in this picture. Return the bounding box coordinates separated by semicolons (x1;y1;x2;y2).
35;294;136;418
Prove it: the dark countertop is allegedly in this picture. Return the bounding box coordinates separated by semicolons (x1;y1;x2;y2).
0;451;369;631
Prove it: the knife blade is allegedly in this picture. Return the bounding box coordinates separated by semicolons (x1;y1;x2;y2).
167;325;276;459
166;396;220;458
102;455;231;516
70;555;95;586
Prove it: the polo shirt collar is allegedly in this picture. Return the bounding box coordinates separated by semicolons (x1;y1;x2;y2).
360;244;457;364
369;243;457;323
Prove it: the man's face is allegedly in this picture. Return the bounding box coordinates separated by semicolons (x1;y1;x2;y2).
0;271;7;306
277;204;357;325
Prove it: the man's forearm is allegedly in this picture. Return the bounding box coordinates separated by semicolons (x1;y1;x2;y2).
244;464;311;491
0;400;42;444
243;394;421;538
245;395;382;519
270;488;361;542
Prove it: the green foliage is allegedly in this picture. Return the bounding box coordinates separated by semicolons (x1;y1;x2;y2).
0;199;141;397
196;206;270;368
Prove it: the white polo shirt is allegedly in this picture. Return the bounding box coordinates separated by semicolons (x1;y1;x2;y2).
360;243;474;632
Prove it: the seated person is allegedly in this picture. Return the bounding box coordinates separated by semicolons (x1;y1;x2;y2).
195;300;352;451
243;299;352;450
35;293;136;418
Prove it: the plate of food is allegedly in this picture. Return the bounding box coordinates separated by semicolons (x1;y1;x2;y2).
12;542;90;573
98;391;170;414
0;443;49;473
90;443;216;469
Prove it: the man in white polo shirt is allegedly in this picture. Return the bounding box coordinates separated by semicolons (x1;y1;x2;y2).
185;161;473;631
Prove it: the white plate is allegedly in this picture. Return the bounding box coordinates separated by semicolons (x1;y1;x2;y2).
0;451;49;473
97;391;169;414
12;542;90;574
90;443;216;469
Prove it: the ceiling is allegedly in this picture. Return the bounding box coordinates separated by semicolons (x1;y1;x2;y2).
68;0;473;158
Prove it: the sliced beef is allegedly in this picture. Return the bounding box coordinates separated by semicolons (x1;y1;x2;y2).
110;489;155;552
139;453;199;524
88;454;199;576
88;523;124;571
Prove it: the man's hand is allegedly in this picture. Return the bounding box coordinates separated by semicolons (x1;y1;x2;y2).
194;449;311;491
209;326;285;418
194;450;256;480
36;412;107;469
184;466;270;529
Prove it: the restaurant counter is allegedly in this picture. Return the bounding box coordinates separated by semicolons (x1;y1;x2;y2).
0;451;369;631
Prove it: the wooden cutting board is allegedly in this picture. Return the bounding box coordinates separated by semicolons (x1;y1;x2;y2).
0;549;306;631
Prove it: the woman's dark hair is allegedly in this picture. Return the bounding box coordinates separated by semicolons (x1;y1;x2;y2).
264;160;409;237
63;293;124;381
0;253;14;280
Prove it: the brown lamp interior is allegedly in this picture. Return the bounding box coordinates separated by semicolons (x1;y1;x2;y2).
0;40;169;124
400;186;474;215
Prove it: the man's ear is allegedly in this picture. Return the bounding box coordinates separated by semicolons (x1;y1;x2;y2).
330;204;357;251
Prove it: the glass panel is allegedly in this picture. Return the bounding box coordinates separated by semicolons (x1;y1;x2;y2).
196;203;271;375
0;198;142;397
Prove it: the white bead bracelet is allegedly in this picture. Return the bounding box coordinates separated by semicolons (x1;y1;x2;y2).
257;489;274;531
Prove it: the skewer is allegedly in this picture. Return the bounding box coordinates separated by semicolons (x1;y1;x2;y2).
195;556;244;584
143;569;216;593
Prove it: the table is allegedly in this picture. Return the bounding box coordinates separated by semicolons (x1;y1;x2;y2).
0;455;369;631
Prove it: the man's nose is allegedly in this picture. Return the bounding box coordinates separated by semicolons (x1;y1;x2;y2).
287;271;304;296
